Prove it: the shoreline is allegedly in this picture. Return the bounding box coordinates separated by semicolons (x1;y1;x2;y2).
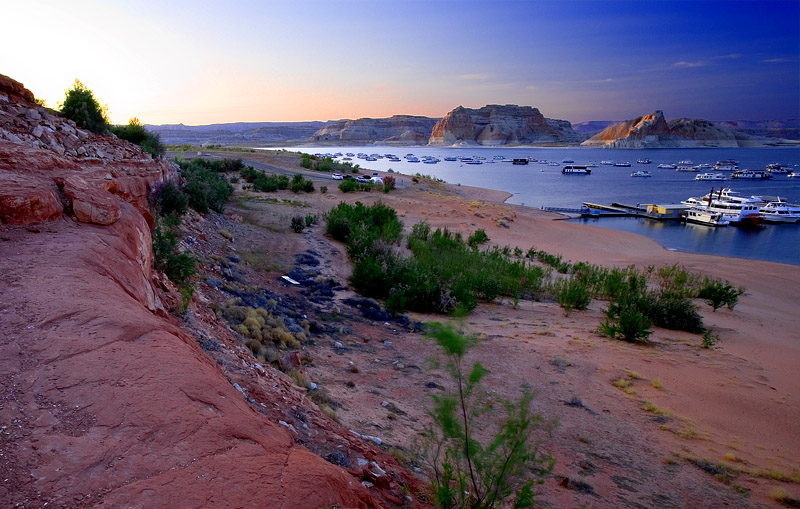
206;149;800;506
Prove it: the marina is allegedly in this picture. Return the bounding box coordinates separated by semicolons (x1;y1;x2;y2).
274;145;800;265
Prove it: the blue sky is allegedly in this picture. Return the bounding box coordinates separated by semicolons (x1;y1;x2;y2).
3;0;798;124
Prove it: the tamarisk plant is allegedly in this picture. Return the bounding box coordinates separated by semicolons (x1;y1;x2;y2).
422;323;554;508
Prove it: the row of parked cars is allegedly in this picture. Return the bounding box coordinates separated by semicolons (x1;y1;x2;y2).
331;173;383;184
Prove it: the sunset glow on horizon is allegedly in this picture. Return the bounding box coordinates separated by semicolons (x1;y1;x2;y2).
4;0;798;126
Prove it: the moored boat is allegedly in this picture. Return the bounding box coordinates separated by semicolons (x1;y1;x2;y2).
637;158;651;164
562;165;591;175
695;172;726;181
713;159;738;171
630;170;651;177
682;187;763;226
760;198;800;223
614;162;631;167
731;169;771;180
684;207;730;227
658;163;677;169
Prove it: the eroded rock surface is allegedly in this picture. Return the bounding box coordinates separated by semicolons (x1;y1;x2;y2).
0;75;411;507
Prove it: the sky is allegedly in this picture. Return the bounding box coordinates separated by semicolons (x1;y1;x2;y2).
3;0;798;125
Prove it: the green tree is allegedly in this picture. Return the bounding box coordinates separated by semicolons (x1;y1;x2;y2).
59;79;109;133
423;323;554;508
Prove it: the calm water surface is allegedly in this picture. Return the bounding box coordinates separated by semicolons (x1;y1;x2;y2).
270;146;800;266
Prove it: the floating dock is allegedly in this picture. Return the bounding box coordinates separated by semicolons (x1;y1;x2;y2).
542;202;689;220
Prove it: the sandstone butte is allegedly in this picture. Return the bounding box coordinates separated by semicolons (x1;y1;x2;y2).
581;109;749;148
0;74;420;508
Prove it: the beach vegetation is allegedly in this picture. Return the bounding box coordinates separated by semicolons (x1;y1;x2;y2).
421;322;554;509
702;330;720;348
299;152;360;174
382;175;396;192
59;79;109;133
698;278;739;311
467;228;490;247
291;216;305;233
551;277;591;315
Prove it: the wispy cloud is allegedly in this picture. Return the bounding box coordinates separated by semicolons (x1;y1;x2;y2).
763;57;791;63
673;61;706;68
724;53;742;59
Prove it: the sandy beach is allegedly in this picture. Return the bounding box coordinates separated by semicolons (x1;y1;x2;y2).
198;149;800;506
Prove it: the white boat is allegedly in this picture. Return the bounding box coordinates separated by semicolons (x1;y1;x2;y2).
766;163;789;174
695;163;714;171
658;163;677;169
684;208;730;227
676;165;699;172
760;198;800;223
788;171;798;178
731;170;771;180
682;188;762;225
600;160;615;166
714;160;739;171
443;156;457;162
678;160;694;166
407;156;420;163
695;173;726;181
630;170;651;177
562;165;591;175
614;162;631;167
637;158;651;164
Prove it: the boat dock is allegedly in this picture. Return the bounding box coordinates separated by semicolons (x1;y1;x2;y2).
542;202;688;220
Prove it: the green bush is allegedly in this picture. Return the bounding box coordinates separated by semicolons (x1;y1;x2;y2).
599;302;652;343
177;159;233;213
423;323;554;508
382;175;396;192
152;225;195;286
552;277;591;315
467;228;490;247
111;117;165;157
291;216;305;233
150;181;188;217
59;79;109;133
698;278;739;311
290;174;314;193
643;296;704;333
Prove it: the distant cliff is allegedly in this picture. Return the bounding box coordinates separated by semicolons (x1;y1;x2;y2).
580;110;772;148
428;104;581;146
714;119;800;140
309;115;439;145
147;121;329;146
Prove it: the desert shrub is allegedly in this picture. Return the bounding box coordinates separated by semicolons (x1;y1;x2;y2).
644;295;704;333
702;330;720;348
152;225;195;286
59;79;109;133
290;174;314;193
698;278;739;311
320;185;327;194
291;216;305;233
382;175;396;192
552;277;591;315
599;302;652;343
111;117;165;157
304;214;316;227
326;201;402;245
422;323;554;508
150;181;188;218
467;228;490;247
338;179;358;193
301;153;313;169
177;159;233;213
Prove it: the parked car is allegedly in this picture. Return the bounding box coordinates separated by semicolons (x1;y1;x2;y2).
356;176;370;183
370;176;383;184
332;173;343;180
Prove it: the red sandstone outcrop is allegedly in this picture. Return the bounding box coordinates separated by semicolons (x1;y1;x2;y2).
311;115;439;145
428;104;581;146
581;109;748;148
0;75;413;507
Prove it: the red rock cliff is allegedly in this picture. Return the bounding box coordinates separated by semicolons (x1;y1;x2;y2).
0;75;391;507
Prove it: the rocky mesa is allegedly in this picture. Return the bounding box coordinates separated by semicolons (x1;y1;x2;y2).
428;104;581;146
0;74;412;508
580;110;762;148
310;115;439;145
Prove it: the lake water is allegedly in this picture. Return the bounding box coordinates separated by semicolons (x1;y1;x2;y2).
270;146;800;266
